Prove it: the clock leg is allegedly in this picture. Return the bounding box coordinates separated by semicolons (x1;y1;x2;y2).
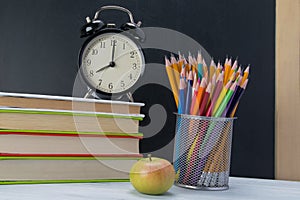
83;88;94;99
126;92;134;102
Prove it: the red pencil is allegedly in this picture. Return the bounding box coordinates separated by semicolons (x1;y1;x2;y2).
198;83;212;116
190;78;200;114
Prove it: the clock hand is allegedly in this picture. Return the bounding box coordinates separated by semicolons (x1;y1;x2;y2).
96;64;110;73
96;61;116;73
111;41;116;62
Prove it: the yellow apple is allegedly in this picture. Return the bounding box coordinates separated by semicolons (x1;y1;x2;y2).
129;154;175;195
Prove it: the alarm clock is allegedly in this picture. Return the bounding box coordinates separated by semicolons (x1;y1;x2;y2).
78;5;145;101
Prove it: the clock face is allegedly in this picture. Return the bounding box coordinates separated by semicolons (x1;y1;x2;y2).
80;31;144;95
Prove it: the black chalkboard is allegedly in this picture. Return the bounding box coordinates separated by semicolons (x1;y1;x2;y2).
0;0;275;179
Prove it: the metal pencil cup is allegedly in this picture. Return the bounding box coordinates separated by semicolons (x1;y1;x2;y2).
173;113;236;190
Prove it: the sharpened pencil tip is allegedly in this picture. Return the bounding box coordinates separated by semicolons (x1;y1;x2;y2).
165;56;171;66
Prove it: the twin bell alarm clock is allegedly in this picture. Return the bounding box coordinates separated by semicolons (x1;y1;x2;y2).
78;5;145;101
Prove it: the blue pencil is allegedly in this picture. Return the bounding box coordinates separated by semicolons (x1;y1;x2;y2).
185;70;193;114
197;51;203;80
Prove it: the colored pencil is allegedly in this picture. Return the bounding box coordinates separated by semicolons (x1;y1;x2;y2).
214;82;237;117
202;58;208;78
191;78;207;115
223;58;232;85
165;57;179;107
198;83;211;116
185;70;193;114
178;77;186;114
190;78;200;115
205;72;224;117
241;65;250;85
228;79;249;117
197;51;203;79
212;81;231;116
209;59;216;82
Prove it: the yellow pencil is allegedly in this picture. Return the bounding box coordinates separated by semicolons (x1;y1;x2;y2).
170;56;180;94
165;57;179;107
171;54;181;73
210;73;217;100
213;81;232;116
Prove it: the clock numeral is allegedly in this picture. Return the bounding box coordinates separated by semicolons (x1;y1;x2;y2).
108;83;113;89
86;59;91;66
120;81;125;87
98;79;102;86
130;51;135;58
92;49;98;55
123;43;126;50
89;70;94;77
111;40;117;46
100;42;106;48
132;63;137;70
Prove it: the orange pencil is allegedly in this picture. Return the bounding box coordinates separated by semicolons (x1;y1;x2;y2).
241;65;250;85
223;58;232;85
236;66;242;79
228;59;237;81
228;72;236;83
190;78;207;115
178;52;184;70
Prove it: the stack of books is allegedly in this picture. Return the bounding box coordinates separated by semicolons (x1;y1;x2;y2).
0;92;144;184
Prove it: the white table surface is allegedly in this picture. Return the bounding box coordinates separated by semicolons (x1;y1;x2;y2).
0;177;300;200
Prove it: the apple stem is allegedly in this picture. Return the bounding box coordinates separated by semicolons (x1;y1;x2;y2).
148;154;152;161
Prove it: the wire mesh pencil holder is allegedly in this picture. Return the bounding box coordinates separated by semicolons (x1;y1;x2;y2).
173;113;236;190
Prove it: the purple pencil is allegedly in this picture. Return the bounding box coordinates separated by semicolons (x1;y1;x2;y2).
222;76;242;117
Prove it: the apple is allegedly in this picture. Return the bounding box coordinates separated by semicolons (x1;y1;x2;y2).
129;154;175;195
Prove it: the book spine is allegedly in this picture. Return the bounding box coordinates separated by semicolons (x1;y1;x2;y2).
0;153;143;159
0;131;143;139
